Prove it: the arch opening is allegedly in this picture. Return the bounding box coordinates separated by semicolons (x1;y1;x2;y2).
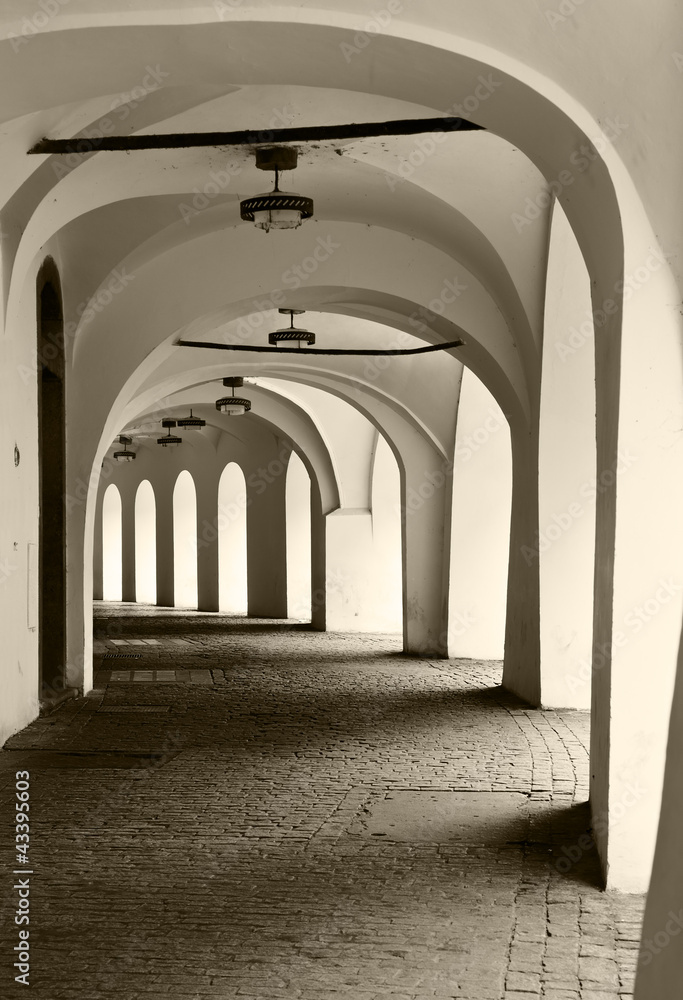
173;470;198;609
218;462;248;615
135;480;157;605
102;483;123;602
286;451;312;621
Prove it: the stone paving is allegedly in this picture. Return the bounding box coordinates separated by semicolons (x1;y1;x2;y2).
0;604;645;999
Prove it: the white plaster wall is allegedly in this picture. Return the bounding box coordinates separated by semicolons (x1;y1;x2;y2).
599;256;683;892
0;261;40;745
449;369;511;659
369;433;402;633
325;510;376;632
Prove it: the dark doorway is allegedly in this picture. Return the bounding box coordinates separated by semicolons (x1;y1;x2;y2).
37;259;68;707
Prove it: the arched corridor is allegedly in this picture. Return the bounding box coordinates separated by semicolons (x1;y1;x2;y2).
1;3;683;996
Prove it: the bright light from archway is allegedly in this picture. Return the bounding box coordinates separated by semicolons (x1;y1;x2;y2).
135;480;156;604
102;483;122;601
173;470;198;609
218;462;248;614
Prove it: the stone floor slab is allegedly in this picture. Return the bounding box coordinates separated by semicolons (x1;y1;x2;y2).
0;604;646;999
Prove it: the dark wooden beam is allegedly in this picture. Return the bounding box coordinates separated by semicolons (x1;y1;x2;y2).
176;339;464;356
28;117;483;155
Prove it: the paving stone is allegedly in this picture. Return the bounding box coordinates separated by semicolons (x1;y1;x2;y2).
579;956;620;986
581;991;621;1000
0;604;645;998
506;969;542;991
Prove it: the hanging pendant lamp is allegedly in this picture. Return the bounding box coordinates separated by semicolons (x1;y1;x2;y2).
268;308;316;347
240;148;313;233
157;419;183;447
113;435;136;462
176;408;206;428
215;377;251;416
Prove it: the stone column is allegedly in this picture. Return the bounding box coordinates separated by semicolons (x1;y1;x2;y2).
92;490;103;601
120;486;136;603
196;475;219;612
310;482;326;630
155;484;174;608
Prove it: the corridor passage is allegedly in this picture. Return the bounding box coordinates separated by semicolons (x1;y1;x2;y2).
0;606;644;1000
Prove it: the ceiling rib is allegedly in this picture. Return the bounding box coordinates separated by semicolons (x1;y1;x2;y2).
28;117;484;155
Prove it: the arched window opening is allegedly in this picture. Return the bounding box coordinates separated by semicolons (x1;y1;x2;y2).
135;480;156;605
102;484;123;601
173;470;198;609
286;451;312;620
218;462;248;614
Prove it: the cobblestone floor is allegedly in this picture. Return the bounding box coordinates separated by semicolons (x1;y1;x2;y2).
0;604;645;999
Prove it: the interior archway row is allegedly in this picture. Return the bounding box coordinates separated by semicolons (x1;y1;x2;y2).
2;8;682;919
97;367;509;647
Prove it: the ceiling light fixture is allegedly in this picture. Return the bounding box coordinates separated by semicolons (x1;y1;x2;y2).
113;435;136;462
240;147;313;233
157;419;183;448
176;408;206;429
268;308;316;348
216;377;252;416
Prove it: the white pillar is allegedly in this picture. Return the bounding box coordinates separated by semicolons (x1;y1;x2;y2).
449;369;511;659
538;203;596;709
592;247;683;892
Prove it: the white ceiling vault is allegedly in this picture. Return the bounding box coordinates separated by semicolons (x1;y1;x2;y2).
0;0;678;488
